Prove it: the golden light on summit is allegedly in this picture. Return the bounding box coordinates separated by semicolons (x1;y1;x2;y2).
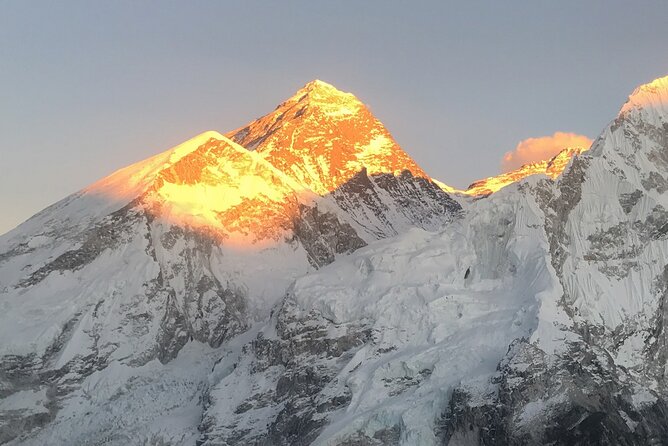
147;137;311;246
83;80;598;244
226;79;430;195
84;132;311;247
620;75;668;114
82;80;602;246
466;145;590;196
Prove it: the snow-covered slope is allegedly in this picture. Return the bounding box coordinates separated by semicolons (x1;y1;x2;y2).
198;182;557;444
433;74;668;445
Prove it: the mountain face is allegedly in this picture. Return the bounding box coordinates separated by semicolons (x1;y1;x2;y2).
227;80;429;195
2;75;668;446
434;75;668;445
0;81;460;445
198;76;668;446
466;146;589;196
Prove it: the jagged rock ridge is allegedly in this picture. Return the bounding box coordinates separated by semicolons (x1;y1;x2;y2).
466;146;590;196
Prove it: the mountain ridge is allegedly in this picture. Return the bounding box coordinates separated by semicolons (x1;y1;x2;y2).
465;145;590;196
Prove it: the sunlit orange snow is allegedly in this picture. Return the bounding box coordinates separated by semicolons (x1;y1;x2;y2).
466;146;589;195
620;75;668;115
84;80;602;241
226;80;429;195
84;81;432;246
85;133;312;246
150;137;309;244
86;81;600;239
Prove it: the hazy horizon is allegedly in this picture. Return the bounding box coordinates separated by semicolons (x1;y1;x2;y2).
2;1;668;234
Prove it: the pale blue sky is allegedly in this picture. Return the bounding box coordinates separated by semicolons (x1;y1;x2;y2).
2;1;668;234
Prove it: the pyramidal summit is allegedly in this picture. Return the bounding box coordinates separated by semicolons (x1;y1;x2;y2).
3;75;668;445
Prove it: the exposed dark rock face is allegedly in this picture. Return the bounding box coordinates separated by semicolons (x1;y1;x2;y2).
537;154;590;279
334;426;402;446
293;204;367;268
330;168;462;239
641;172;668;193
372;171;462;227
17;200;143;288
198;298;373;445
438;340;668;446
645;265;668;388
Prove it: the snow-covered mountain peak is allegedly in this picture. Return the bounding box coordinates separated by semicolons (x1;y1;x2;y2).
143;136;315;244
227;80;440;195
86;130;226;201
290;79;363;116
583;73;668;170
31;132;314;246
620;74;668;120
465;145;589;196
301;78;339;90
544;146;588;176
455;74;668;199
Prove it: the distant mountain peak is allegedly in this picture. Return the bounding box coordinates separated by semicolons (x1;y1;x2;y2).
277;79;364;119
303;78;333;88
465;145;589;196
227;80;435;195
620;74;668;117
299;78;350;95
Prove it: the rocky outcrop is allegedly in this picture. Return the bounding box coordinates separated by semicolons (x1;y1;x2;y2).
293;204;367;268
466;146;589;196
439;339;668;446
198;298;373;445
